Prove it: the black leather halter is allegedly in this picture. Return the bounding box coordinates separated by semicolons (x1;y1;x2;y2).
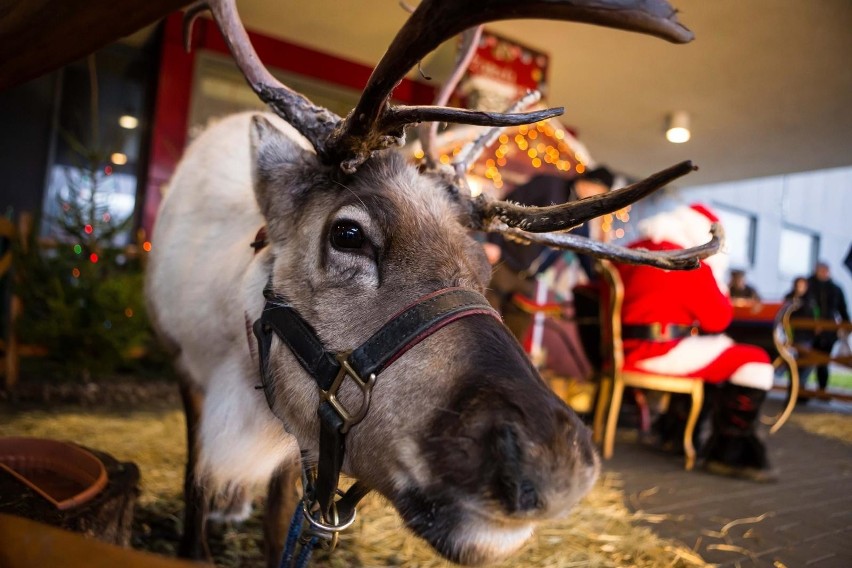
253;285;499;536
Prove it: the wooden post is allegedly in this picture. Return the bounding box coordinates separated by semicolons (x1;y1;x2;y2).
2;213;33;393
4;295;21;392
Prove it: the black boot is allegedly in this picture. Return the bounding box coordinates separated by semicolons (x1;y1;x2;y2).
645;393;691;455
644;386;715;455
702;384;777;483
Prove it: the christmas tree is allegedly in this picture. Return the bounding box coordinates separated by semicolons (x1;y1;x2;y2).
11;55;163;382
13;152;157;381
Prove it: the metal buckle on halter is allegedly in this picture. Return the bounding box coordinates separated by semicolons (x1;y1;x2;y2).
321;352;376;434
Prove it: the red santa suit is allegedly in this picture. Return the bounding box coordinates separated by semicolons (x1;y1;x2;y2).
616;204;774;391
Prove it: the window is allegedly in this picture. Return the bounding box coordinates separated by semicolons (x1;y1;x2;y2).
714;205;756;268
778;226;819;278
187;52;363;144
41;42;157;246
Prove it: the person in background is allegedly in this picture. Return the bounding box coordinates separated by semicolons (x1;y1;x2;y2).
485;166;615;276
784;276;809;303
783;276;817;392
729;269;760;301
805;262;850;392
565;167;616;277
616;204;776;482
785;276;818;337
485;166;614;340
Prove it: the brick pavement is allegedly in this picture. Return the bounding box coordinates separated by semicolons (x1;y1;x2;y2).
604;398;852;567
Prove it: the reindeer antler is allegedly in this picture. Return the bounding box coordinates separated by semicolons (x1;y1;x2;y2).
474;161;721;265
184;0;342;153
454;90;544;178
499;222;725;270
417;25;484;170
327;0;693;172
477;160;697;232
188;0;713;266
190;0;692;172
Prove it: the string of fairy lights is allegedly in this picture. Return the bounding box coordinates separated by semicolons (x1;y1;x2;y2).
66;222;152;324
415;119;632;239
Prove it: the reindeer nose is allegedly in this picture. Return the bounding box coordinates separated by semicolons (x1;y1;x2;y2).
488;405;597;516
490;425;541;513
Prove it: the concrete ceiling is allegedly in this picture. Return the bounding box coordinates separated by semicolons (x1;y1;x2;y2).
227;0;852;187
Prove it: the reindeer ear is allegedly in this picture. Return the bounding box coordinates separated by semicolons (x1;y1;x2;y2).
249;114;312;220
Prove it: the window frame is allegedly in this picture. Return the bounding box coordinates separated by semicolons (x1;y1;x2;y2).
712;203;757;268
777;223;820;279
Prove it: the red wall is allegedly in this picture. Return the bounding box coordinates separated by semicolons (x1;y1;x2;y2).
143;12;436;234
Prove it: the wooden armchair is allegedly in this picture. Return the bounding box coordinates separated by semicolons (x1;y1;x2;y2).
592;259;704;470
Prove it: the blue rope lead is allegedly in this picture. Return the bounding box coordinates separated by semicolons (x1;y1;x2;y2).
279;504;305;568
295;536;319;567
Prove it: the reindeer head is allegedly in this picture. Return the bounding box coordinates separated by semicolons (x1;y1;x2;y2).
185;1;717;564
249;116;602;563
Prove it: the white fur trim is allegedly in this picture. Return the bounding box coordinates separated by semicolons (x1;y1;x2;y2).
636;335;734;375
637;210;684;248
637;205;728;289
638;205;713;249
730;362;774;391
677;206;716;249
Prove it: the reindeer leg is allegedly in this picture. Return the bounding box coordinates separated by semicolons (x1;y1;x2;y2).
178;380;211;560
263;459;300;568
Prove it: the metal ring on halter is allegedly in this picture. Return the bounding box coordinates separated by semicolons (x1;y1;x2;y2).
302;498;357;534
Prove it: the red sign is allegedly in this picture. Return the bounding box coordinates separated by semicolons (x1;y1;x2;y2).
466;31;549;94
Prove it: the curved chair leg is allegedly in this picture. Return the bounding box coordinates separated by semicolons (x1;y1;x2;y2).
682;381;703;471
765;354;800;434
593;376;613;445
603;378;625;460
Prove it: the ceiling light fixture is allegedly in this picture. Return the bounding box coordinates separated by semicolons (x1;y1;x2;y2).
665;111;691;144
119;114;139;129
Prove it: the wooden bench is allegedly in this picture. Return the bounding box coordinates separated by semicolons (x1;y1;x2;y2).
783;316;852;403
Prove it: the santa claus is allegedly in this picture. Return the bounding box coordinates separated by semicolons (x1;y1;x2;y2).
616;203;776;482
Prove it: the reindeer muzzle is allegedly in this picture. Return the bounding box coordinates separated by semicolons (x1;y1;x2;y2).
252;286;500;536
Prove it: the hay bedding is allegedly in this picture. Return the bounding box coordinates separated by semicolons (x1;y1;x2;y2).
789;412;852;444
1;404;708;567
320;474;708;568
0;408;186;504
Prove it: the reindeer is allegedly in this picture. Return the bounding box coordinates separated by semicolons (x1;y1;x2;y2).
146;0;717;565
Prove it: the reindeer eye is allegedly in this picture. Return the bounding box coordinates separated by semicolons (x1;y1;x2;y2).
330;220;365;250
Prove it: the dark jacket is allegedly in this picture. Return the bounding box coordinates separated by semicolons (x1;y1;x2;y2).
487;174;591;277
806;276;850;322
783;292;818;344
